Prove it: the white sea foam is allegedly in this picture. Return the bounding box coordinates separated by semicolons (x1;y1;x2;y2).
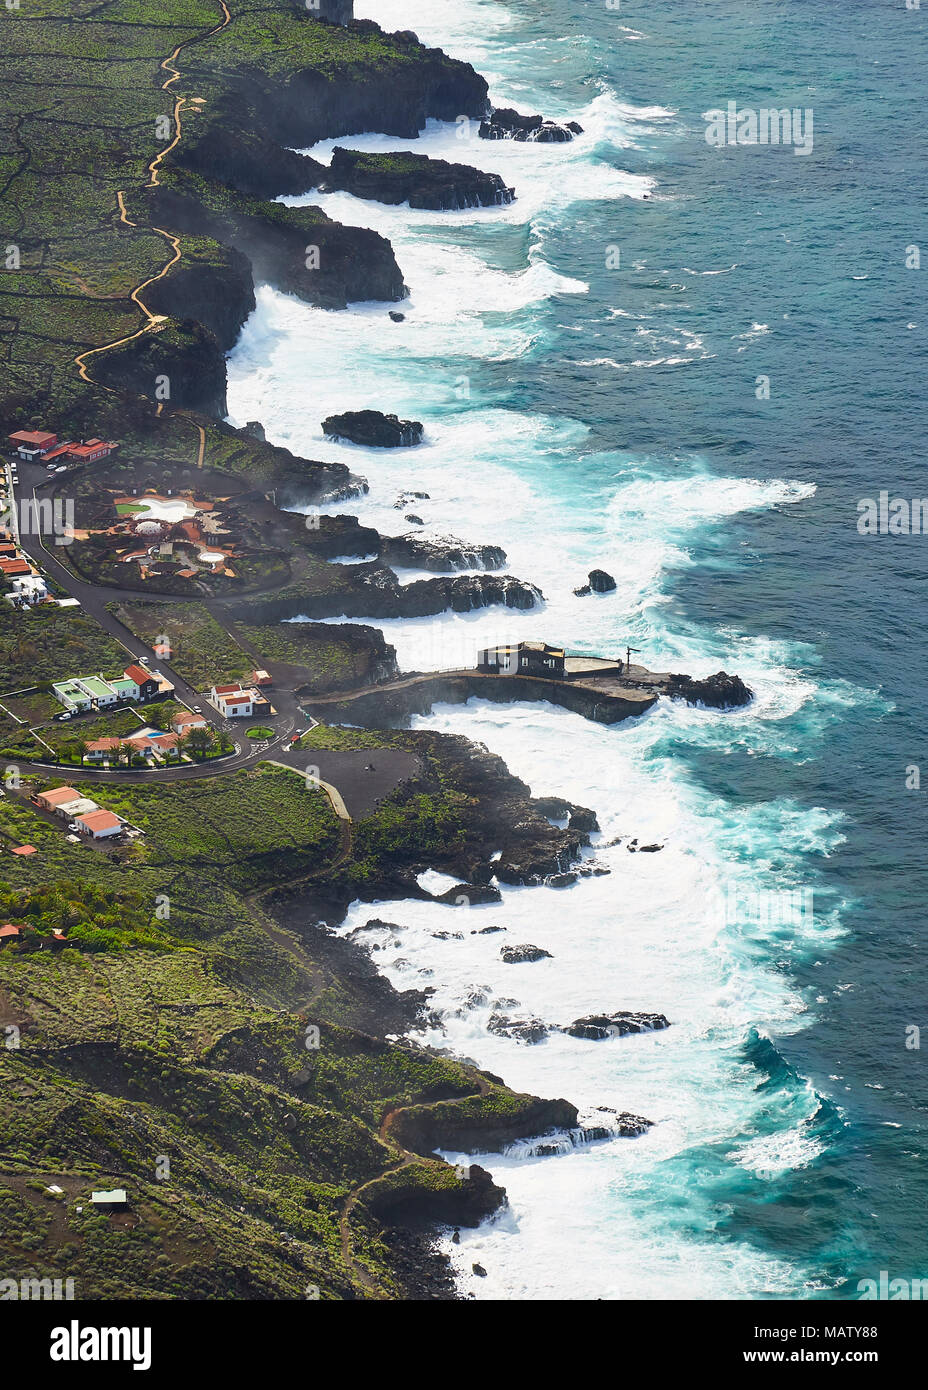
224;0;858;1301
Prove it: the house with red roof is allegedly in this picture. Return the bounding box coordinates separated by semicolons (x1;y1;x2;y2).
75;808;123;839
122;663;160;701
66;438;117;463
7;430;57;460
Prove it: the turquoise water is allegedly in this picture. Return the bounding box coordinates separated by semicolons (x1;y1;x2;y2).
227;0;928;1297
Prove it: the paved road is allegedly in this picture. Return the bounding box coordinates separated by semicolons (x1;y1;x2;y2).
4;460;421;819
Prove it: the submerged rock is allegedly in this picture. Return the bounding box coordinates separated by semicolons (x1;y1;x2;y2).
322;409;423;448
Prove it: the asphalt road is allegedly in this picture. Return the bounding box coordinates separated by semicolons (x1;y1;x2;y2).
3;457;421;818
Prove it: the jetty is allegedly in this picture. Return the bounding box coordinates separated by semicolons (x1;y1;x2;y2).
300;642;751;729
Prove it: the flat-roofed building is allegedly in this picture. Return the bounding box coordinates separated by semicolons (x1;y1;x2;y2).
477;641;566;678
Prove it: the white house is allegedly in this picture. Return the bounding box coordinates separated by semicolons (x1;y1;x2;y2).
209;684;254;718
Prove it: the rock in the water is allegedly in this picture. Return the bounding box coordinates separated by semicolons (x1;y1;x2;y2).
243;420;266;441
547;871;577;888
379;532;507;573
480;106;583;143
487;1013;548;1044
394;490;430;508
472;1263;487;1277
433;882;502;906
322;409;423;448
404;514;424;526
575;567;616;596
320;146;515;210
664;670;753;709
500;943;553;964
615;1113;654;1137
389;311;405;322
471;925;506;934
568;806;599;834
562;1011;670;1040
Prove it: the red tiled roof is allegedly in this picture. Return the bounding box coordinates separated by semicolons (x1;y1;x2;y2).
0;924;22;938
11;845;36;855
8;430;56;447
37;786;80;806
77;809;122;833
124;664;150;685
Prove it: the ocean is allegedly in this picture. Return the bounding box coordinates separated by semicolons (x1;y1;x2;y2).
226;0;928;1299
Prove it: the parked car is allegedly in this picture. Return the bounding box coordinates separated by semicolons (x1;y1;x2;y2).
192;705;202;713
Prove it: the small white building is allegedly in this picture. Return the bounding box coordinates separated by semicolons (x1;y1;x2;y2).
209;684;254;718
10;575;48;606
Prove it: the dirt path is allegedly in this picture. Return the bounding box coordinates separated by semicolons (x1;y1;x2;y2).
73;1;232;400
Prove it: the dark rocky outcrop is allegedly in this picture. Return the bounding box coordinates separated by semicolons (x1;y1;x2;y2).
378;532;506;572
385;1092;577;1156
665;670;753;709
173;123;325;201
562;1012;670;1040
480;107;583;143
500;943;552;964
432;882;502;907
322;409;423;447
143;242;255;352
320;146;514;209
574;567;616;596
238;567;540;624
362;1161;504;1229
296;512;381;559
147;179;406;311
92;318;228;416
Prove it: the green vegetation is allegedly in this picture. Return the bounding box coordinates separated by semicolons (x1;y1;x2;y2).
0;602;127;693
246;726;273;739
0;880;175;953
108;601;250;688
0;754;527;1298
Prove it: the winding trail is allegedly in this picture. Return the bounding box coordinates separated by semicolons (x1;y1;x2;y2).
73;1;232;406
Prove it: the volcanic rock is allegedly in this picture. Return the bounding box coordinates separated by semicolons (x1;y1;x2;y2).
500;943;553;964
664;670;753;709
562;1011;670;1040
322;409;423;448
480;106;583;142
